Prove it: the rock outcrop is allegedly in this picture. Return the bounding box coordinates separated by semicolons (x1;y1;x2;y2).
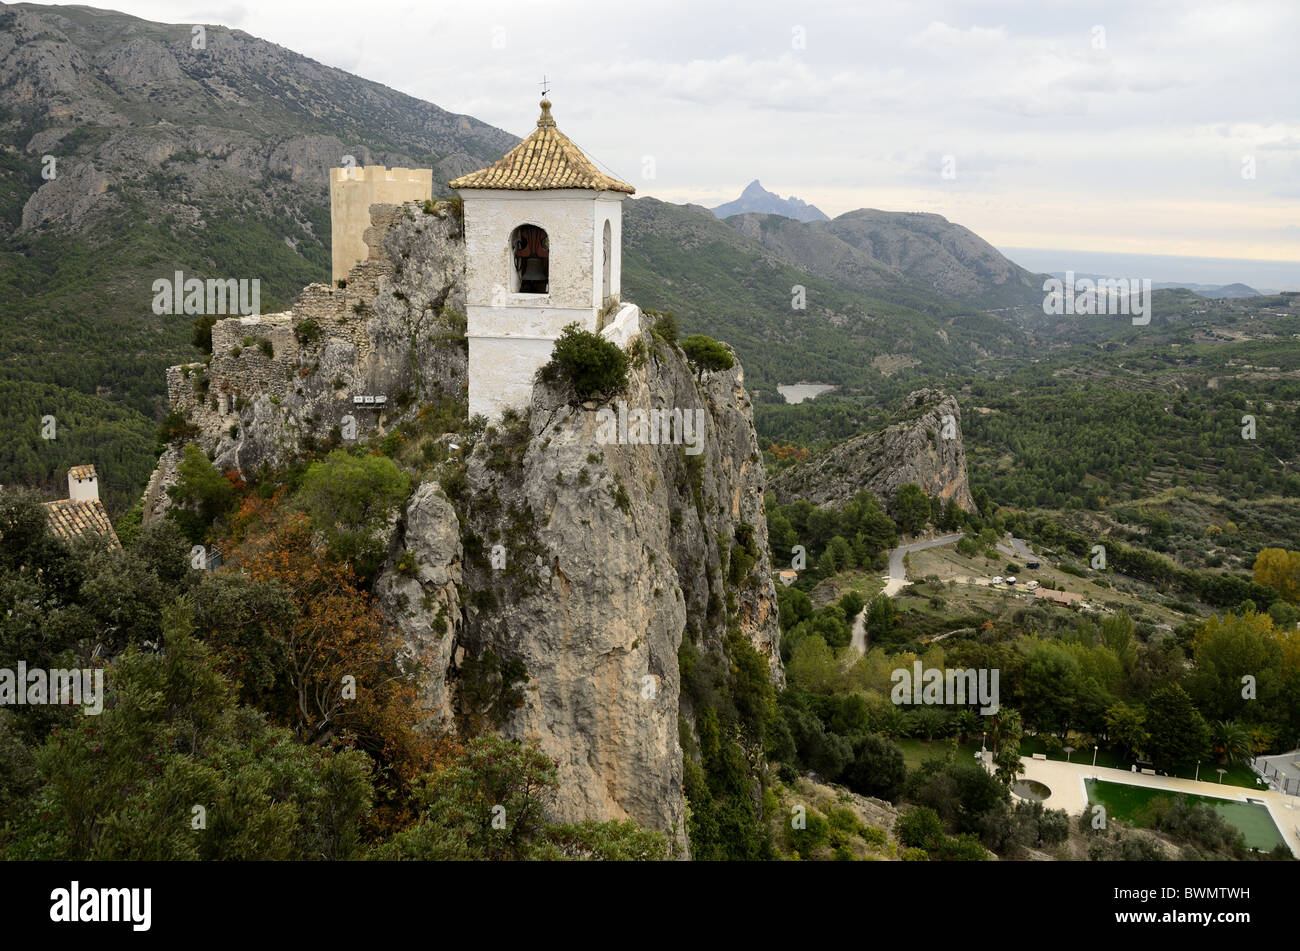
441;324;782;852
142;199;467;502
771;389;975;512
374;482;463;728
142;195;783;852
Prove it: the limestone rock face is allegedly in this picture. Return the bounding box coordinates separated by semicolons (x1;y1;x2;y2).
453;324;781;851
374;482;463;729
142;200;467;496
771;389;975;512
21;159;113;231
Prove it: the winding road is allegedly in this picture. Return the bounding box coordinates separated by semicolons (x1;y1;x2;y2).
884;532;965;596
849;532;964;654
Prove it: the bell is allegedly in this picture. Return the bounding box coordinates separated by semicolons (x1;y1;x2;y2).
521;256;547;282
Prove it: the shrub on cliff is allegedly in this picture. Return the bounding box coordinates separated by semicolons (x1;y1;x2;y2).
535;323;629;402
295;450;410;583
680;334;734;378
646;309;678;344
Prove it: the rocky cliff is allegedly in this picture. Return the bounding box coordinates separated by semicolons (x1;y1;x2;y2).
0;2;519;508
770;389;975;512
141;200;467;522
435;324;782;850
143;198;783;852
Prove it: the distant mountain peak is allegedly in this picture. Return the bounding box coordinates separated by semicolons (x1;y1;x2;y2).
712;180;829;223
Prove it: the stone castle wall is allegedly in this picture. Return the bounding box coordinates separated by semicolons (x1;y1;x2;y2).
150;200;468;499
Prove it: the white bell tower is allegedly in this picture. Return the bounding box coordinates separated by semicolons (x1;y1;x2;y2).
451;99;635;421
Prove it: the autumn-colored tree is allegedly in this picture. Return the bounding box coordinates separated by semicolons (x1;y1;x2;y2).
768;443;811;462
1254;548;1300;604
212;492;446;832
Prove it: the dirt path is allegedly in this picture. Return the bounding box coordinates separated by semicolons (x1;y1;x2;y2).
850;606;868;654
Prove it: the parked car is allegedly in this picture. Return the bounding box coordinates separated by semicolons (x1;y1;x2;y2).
992;576;1003;585
1026;580;1039;591
1005;576;1017;585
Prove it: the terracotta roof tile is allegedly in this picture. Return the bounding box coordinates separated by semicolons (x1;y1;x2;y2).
43;499;122;549
68;464;97;481
450;100;634;194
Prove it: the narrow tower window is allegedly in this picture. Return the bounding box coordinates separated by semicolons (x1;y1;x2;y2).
602;219;611;303
512;224;549;294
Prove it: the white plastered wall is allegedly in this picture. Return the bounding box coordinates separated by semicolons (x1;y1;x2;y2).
461;188;628;420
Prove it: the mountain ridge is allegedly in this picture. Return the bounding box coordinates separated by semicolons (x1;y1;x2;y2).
712;178;829;222
4;1;1041;513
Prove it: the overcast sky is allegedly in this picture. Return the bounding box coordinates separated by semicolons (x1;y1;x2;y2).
101;0;1298;267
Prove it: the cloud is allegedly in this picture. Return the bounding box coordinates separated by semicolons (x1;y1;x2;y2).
907;21;1010;55
94;0;1300;259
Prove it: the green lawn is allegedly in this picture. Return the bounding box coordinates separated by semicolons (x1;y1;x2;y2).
895;738;983;773
1085;778;1287;852
1019;736;1128;770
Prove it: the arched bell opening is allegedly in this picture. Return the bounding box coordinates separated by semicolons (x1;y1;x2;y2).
511;224;549;294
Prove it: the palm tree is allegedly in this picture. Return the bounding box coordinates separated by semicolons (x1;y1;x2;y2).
953;709;980;744
1210;719;1252;766
910;707;949;742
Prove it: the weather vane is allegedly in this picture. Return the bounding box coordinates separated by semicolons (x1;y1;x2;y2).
540;75;551;97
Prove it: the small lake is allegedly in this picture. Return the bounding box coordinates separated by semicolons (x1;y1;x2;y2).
777;383;836;405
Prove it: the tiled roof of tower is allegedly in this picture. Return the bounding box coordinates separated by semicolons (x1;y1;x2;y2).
449;100;635;194
43;498;121;549
68;464;96;481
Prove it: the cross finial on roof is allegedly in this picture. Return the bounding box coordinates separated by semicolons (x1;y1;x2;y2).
539;75;550;97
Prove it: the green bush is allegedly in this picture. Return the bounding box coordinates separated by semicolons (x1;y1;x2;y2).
166;444;236;544
648;310;679;345
295;450;411;583
895;806;944;851
535;323;629;401
680;334;734;376
294;319;321;346
789;809;830;855
937;833;988;861
842;733;906;801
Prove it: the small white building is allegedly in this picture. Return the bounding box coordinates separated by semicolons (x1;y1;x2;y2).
43;464;121;549
450;99;635;421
